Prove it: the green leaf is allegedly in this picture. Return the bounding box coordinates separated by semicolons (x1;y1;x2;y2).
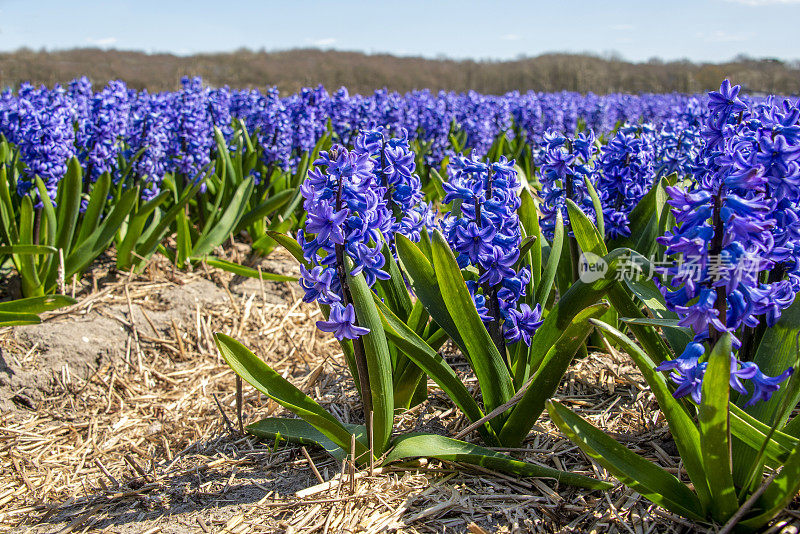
518;189;542;287
730;405;796;464
133;181;202;271
17;196;43;297
733;296;800;488
53;158;82;256
386;433;612;490
590;319;711;509
75;171;111;246
518;248;631;386
246;417;361;462
265;231;312;270
620;317;693;333
34;177;56;248
395;234;464;349
500;303;608;447
739;440;800;530
116;190;170;270
535;211;563;308
546;400;705;521
0;245;57;255
624;274;691;356
346;261;394;455
193;177;255;258
376;239;413;320
584;177;605;239
60;187;139;287
430;230;514;422
196;256;297;282
236;188;294;232
0;295;76;314
0;311;42;326
372;295;498;445
698;334;738;522
566;198;606;257
214;333;369;459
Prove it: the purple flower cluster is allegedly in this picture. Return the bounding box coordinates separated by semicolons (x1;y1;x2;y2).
441;155;543;346
167;76;213;179
596;127;655;239
353;127;431;242
537;131;598;239
298;134;396;340
12;84;77;200
80;80;130;181
656;80;797;405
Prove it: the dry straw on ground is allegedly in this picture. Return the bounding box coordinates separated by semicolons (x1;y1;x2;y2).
1;250;798;533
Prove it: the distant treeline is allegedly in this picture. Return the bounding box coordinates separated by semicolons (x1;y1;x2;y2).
1;48;798;95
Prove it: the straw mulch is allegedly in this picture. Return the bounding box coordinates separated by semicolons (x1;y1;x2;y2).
1;250;798;533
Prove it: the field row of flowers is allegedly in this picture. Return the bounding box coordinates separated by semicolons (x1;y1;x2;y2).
1;78;799;531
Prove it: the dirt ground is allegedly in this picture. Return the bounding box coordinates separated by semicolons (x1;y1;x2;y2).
1;249;798;533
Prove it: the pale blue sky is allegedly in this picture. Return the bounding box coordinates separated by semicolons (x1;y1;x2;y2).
1;0;798;63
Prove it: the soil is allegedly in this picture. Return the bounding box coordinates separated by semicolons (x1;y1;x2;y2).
0;250;797;533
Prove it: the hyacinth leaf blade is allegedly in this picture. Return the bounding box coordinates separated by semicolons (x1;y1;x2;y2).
535;210;564;308
53;158;83;258
499;302;608;448
75;171;111;246
521;248;631;385
246;417;358;462
214;333;370;459
395;233;465;350
0;311;41;326
429;229;514;423
697;334;738;521
130;181;202;272
372;293;500;446
386;433;612;491
611;173;674;253
606;281;674;365
566;198;607;257
590;317;713;507
193;257;297;282
0;244;56;255
0;166;19;245
635;177;671;258
732;297;800;488
518;188;542;288
235;188;294;234
730;405;797;464
33;178;56;253
253;217;295;255
583;177;605;239
60;186;139;289
345;257;394;455
376;239;413;321
546;399;706;521
192;176;254;259
265;231;312;270
18;196;43;297
115;190;170;270
624;271;691;357
0;295;77;326
739;440;800;531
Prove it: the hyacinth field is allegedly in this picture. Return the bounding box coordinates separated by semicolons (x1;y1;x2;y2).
0;77;799;533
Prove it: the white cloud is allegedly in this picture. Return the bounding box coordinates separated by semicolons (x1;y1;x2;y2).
501;33;521;41
310;37;336;47
611;24;634;31
86;37;117;47
697;30;754;42
724;0;800;5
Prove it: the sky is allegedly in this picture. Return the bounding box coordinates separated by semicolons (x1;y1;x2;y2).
0;0;798;64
